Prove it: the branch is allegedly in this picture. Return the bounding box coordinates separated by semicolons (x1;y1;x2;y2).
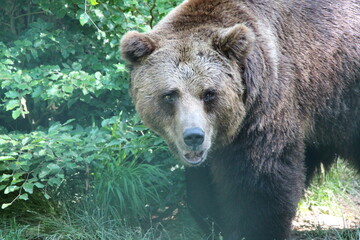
13;11;45;20
149;0;157;29
0;22;11;28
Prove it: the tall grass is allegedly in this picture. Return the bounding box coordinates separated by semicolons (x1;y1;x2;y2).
0;207;204;240
90;115;175;224
93;157;169;224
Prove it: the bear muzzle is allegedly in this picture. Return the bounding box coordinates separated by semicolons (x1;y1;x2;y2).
183;127;205;149
181;127;208;166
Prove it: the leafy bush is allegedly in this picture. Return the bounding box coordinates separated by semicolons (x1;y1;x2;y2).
0;0;182;202
0;114;180;221
0;0;186;236
0;0;182;131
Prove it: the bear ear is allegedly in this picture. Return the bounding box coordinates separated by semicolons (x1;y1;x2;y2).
214;24;255;60
120;31;156;64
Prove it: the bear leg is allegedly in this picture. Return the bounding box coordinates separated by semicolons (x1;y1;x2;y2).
220;172;303;240
212;146;305;240
185;166;222;236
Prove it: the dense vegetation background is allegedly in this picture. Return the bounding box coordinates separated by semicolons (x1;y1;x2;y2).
0;0;193;238
0;0;359;239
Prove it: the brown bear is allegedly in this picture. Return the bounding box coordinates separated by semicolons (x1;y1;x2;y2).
120;0;360;239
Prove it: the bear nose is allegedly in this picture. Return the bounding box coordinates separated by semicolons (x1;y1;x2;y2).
183;127;205;148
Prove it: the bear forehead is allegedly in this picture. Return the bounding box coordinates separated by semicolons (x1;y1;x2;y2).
134;57;226;91
130;31;238;95
150;36;218;60
141;35;229;75
135;46;229;87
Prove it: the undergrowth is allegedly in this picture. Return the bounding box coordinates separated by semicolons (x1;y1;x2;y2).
1;161;359;240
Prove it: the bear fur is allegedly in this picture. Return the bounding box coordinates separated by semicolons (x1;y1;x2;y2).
120;0;360;239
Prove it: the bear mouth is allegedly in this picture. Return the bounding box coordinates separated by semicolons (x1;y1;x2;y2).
183;150;206;166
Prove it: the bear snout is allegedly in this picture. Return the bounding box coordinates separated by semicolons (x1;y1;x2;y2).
183;127;205;149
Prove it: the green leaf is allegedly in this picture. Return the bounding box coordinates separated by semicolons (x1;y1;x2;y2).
21;137;31;146
72;62;82;71
63;85;74;93
5;91;19;98
114;63;127;72
0;174;13;182
5;100;19;111
34;182;44;189
0;156;16;161
94;71;102;80
23;40;32;47
89;0;99;6
12;109;22;119
30;48;38;58
20;153;32;160
39;170;49;179
11;172;24;184
49;73;61;80
47;163;61;172
46;86;59;96
3;59;14;65
1;203;11;209
94;9;104;19
32;86;42;98
38;149;47;156
48;177;62;186
19;193;29;200
79;13;89;26
23;182;34;194
4;185;20;194
44;193;50;199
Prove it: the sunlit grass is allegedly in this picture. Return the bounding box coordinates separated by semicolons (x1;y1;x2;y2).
298;160;360;216
295;160;360;240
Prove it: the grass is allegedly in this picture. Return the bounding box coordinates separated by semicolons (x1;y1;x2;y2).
297;160;360;225
295;228;360;240
0;160;359;240
294;160;360;239
0;208;205;240
300;160;359;208
0;219;29;240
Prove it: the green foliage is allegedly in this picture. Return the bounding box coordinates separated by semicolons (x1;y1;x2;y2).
0;114;179;220
93;116;170;222
0;218;28;240
0;0;182;131
0;0;183;217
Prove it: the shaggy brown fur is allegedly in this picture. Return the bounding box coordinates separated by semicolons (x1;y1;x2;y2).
121;0;360;239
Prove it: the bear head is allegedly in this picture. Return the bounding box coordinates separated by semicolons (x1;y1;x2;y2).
121;24;255;166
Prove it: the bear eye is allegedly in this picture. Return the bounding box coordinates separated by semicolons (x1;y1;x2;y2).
161;90;178;104
202;89;216;103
